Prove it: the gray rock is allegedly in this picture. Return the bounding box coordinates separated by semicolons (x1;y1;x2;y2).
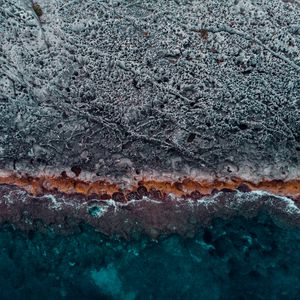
0;0;299;179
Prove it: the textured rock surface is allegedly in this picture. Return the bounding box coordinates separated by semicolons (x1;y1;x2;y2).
1;0;300;180
1;2;300;298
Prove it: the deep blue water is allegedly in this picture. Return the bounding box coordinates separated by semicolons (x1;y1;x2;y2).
0;213;299;300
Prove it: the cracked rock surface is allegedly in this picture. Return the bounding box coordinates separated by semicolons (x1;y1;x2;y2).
0;0;300;179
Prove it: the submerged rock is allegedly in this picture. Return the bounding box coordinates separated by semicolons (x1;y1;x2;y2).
0;213;299;299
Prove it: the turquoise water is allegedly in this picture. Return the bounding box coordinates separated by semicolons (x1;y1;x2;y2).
0;213;299;299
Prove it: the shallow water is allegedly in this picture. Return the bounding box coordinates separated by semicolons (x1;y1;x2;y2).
0;213;299;300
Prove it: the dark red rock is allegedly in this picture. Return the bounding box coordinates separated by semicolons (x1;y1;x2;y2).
99;193;111;200
220;188;235;193
87;193;100;200
237;184;251;193
190;191;203;200
112;192;127;203
126;192;141;201
173;182;184;191
137;185;148;197
60;171;68;178
71;166;81;177
149;188;162;200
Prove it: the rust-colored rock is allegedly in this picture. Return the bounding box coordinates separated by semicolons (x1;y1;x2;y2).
0;173;300;200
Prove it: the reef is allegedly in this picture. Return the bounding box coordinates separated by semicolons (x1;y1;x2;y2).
0;213;300;299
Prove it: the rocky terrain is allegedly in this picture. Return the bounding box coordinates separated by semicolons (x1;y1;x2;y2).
1;1;300;299
1;0;300;182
